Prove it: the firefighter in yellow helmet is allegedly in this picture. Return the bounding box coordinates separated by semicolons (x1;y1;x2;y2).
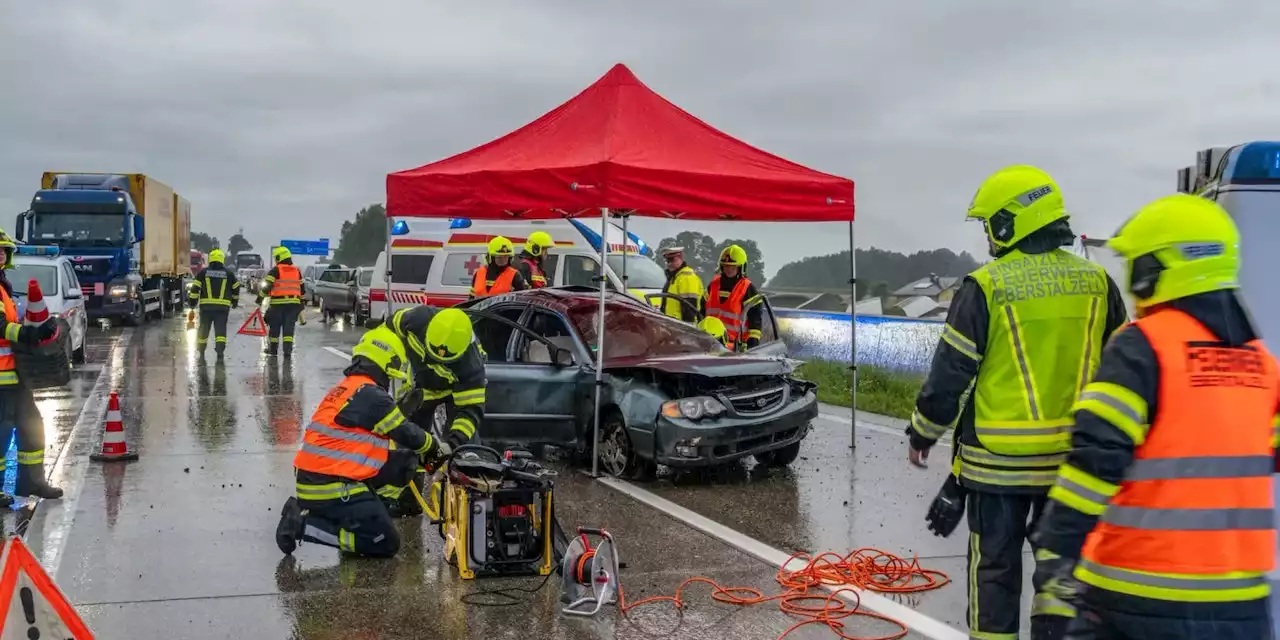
256;246;305;357
275;326;449;557
658;246;703;322
1029;195;1278;640
698;316;730;349
516;231;554;289
187;248;240;360
381;306;486;516
470;236;528;298
0;228;61;505
905;166;1128;640
705;244;764;351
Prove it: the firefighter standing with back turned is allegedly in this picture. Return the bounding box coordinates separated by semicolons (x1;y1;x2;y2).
516;231;554;289
659;246;703;322
187;248;240;360
1030;194;1277;640
380;305;486;516
257;246;305;357
906;165;1127;640
705;244;764;351
470;236;528;299
274;326;449;557
0;229;62;504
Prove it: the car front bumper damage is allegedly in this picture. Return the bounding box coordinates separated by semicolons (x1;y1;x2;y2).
652;388;818;467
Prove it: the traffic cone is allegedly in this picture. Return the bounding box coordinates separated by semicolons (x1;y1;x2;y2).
90;392;139;462
24;278;48;325
187;310;196;329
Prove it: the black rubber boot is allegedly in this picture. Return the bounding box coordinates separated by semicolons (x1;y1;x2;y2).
0;493;13;508
275;496;305;554
16;464;63;500
283;344;293;359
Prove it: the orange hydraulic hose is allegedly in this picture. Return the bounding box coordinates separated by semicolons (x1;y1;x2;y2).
618;548;950;640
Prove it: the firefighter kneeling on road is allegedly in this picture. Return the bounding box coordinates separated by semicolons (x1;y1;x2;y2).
0;229;62;504
1030;194;1278;640
906;165;1128;640
516;231;554;289
256;246;304;358
471;236;528;299
187;249;240;360
381;305;485;516
705;244;763;351
275;326;449;557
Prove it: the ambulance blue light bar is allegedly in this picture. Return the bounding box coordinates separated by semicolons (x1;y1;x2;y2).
568;219;652;256
15;245;60;257
449;218;472;229
1221;141;1280;185
390;220;410;236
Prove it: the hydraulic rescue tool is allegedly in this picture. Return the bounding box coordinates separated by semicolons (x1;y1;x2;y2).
428;445;557;580
560;527;621;617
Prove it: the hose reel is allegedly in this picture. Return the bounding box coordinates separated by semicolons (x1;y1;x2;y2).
560;528;620;617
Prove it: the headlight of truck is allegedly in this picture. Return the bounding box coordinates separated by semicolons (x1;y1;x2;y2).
108;285;129;297
660;396;726;420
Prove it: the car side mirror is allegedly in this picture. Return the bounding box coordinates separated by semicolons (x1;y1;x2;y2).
13;213;25;242
553;347;574;367
64;290;82;300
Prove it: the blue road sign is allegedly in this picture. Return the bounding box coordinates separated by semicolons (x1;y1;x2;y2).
279;239;330;256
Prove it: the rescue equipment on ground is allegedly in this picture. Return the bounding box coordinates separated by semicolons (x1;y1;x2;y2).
424;445;556;579
238;309;267;336
0;536;94;639
560;527;621;617
12;279;71;390
90;392;138;462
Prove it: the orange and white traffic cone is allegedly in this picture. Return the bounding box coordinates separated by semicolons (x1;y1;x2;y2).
90;392;139;462
187;310;196;329
23;278;59;346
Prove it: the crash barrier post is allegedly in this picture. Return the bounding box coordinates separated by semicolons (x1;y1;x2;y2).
89;392;138;462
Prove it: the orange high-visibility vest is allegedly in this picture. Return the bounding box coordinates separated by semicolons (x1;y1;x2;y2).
706;275;751;350
293;375;390;481
271;264;303;299
1079;309;1278;595
520;257;547;288
472;265;517;297
0;288;17;386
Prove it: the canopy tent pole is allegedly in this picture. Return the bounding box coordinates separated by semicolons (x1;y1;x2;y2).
384;216;396;396
849;219;858;449
591;207;609;478
620;213;629;288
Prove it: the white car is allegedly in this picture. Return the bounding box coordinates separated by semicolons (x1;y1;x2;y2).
9;245;88;364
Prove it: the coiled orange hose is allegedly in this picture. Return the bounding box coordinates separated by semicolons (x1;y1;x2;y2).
618;548;950;640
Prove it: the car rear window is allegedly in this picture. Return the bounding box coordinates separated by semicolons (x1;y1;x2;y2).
319;269;352;283
567;301;722;358
391;254;434;285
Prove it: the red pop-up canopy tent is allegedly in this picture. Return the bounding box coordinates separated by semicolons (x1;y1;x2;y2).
386;64;860;472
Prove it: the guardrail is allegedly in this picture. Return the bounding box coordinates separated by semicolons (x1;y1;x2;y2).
775;309;942;375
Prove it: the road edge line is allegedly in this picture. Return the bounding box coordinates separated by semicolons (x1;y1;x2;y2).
36;328;134;579
322;346;349;361
596;476;967;640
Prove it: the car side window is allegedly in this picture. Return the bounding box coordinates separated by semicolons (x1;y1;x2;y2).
541;254;560;284
62;263;80;296
561;255;613;289
755;297;778;344
469;306;525;363
517;310;575;365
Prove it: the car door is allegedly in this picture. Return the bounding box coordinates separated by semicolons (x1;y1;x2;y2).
746;297;788;357
467;304;582;448
61;261;86;350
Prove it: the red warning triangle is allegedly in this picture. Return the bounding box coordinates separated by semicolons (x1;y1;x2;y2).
238;308;268;336
0;537;94;639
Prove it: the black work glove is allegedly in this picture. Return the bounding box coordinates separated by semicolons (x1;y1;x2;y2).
397;387;424;419
420;439;453;467
254;296;264;306
925;474;966;537
1031;548;1080;616
447;428;470;450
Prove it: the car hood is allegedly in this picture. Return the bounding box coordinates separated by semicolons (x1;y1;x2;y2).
603;353;793;377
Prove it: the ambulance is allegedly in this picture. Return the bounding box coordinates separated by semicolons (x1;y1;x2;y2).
367;217;670;319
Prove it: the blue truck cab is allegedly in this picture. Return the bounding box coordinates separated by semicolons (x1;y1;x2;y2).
15;173;190;325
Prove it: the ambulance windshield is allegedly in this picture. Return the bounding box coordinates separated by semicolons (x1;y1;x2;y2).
606;254;667;289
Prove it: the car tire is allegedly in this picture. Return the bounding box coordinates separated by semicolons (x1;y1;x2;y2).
597;412;656;481
123;300;145;327
755;440;802;467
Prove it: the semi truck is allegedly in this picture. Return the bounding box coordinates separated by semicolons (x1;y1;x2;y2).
16;172;192;325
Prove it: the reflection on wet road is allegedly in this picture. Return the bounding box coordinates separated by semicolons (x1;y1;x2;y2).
15;307;990;639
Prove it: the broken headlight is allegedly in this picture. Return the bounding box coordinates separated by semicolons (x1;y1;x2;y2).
661;396;726;420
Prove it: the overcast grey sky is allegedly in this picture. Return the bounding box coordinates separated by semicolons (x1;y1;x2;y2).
2;1;1276;278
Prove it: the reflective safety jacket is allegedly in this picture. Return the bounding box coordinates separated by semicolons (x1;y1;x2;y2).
293;373;435;507
909;247;1127;493
1034;292;1280;619
260;263;304;305
187;262;240;309
0;287;18;387
517;253;547;288
706;273;763;351
388;305;487;446
471;263;526;298
661;264;703;322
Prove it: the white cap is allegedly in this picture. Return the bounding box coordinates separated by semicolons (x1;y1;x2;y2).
662;246;684;256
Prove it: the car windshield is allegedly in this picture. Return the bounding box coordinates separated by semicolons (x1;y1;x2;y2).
30;212;124;247
567;300;723;358
606;254;668;289
7;264;58;298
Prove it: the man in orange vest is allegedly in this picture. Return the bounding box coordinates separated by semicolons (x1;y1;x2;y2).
275;326;449;557
1031;194;1278;639
705;244;764;351
256;246;305;358
470;236;528;299
516;231;554;289
0;229;61;505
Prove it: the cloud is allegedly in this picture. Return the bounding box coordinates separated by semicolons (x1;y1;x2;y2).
3;0;1277;276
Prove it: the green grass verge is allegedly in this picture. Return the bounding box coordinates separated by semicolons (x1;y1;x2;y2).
795;360;923;419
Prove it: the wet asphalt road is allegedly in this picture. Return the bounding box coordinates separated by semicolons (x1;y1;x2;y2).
11;305;1008;639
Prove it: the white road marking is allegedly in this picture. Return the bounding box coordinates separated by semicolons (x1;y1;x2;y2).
816;411;952;448
38;329;134;579
597;476;967;640
322;346;350;361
